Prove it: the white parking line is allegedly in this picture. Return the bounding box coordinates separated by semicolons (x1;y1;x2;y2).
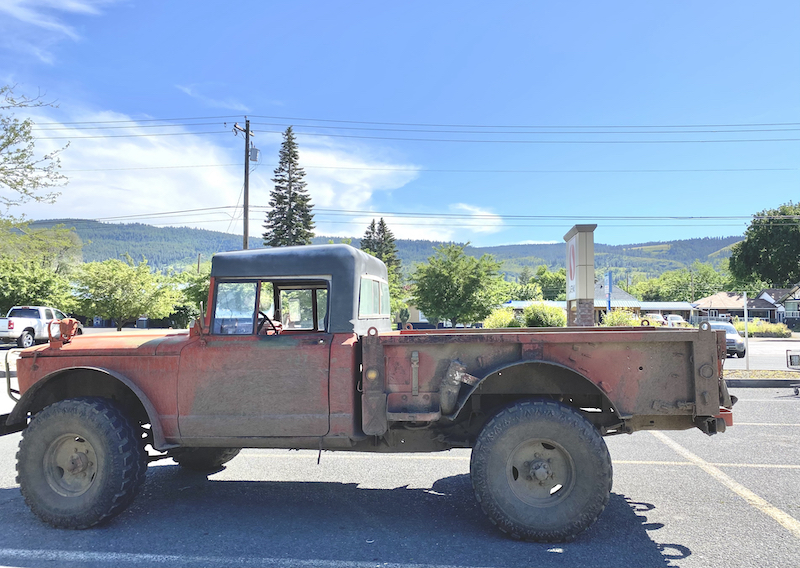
651;431;800;540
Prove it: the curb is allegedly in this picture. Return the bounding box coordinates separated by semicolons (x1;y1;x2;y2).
726;378;799;388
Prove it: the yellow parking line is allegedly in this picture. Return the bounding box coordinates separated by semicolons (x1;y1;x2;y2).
652;431;800;540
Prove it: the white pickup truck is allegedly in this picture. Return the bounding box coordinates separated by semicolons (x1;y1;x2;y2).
0;306;82;348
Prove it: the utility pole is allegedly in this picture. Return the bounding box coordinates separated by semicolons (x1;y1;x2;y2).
233;120;254;249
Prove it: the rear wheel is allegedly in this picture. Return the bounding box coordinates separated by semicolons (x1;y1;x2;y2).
471;399;612;542
169;447;241;471
17;330;34;348
17;397;147;529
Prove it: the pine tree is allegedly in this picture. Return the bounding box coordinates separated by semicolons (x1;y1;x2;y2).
375;218;399;271
361;218;398;271
262;127;315;247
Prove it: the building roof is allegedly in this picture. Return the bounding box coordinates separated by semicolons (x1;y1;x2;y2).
778;284;800;303
693;292;776;311
640;301;696;312
594;281;638;302
758;288;792;304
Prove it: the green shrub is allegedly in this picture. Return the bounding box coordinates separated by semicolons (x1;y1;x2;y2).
601;309;639;327
523;303;566;327
483;307;519;328
732;319;792;338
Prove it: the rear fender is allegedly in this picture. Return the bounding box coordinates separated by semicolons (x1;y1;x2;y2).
451;360;623;427
6;366;168;448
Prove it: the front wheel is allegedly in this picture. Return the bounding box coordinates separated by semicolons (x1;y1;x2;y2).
17;397;147;529
470;399;612;542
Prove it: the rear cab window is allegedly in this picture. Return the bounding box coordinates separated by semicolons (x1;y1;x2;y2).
358;276;390;319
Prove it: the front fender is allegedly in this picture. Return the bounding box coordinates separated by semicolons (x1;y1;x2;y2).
6;366;168;448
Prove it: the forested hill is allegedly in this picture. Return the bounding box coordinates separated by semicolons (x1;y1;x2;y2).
30;219;741;278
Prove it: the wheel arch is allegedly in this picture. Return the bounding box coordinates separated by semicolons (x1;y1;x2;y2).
452;360;624;431
8;366;167;448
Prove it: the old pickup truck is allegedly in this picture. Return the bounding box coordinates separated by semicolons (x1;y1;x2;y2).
1;245;733;542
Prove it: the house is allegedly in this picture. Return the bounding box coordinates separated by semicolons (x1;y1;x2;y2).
693;292;779;322
756;288;792;323
776;285;800;329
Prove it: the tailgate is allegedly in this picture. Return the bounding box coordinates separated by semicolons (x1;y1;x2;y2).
0;319;8;332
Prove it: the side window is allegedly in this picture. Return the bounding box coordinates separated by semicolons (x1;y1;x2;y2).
44;309;54;320
54;310;68;320
213;282;257;335
358;277;390;318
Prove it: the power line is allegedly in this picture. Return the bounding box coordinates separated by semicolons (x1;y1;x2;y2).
58;163;798;174
36;128;800;143
248;115;800;129
87;205;800;224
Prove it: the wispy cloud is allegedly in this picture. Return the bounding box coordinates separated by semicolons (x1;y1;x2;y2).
176;85;251;112
0;0;115;63
22;110;424;245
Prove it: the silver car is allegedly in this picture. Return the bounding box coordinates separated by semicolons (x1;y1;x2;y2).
710;322;745;358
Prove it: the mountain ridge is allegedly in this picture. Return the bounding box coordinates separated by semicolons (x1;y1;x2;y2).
29;219;741;279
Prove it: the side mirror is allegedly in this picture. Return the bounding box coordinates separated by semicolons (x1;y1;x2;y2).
190;318;208;337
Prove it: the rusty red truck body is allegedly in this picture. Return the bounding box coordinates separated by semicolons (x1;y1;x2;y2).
2;244;733;542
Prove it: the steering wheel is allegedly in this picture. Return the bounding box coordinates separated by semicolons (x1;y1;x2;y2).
257;311;279;335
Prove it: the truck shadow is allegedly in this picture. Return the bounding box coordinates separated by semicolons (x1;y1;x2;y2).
0;466;690;568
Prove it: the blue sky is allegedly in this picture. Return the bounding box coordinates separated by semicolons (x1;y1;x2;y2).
1;0;798;247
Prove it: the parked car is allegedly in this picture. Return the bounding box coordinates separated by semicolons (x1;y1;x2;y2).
643;313;666;325
0;306;83;348
710;322;746;357
666;314;688;327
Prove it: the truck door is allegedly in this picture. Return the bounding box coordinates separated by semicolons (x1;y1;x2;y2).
178;280;331;439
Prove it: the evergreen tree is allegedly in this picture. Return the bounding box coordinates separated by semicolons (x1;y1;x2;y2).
361;218;404;315
262;127;315;247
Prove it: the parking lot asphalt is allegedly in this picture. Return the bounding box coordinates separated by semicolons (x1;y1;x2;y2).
0;386;798;568
1;335;799;567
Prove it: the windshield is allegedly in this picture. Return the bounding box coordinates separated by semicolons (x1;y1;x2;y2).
710;323;739;336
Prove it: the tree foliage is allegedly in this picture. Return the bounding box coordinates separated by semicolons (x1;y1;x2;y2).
360;218;406;316
522;303;566;327
410;243;505;327
75;256;178;331
361;218;399;271
729;202;800;287
262;126;315;247
1;85;67;212
629;262;728;302
0;257;76;315
0;218;82;273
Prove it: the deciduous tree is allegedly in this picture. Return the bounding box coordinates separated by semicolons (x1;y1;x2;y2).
410;244;504;327
729;202;800;287
75;256;178;331
1;85;67;212
262;126;315;247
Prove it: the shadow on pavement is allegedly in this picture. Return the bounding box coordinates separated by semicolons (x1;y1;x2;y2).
0;466;689;568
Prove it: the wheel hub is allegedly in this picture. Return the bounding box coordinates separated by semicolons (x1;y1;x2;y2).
530;460;551;481
507;440;576;506
44;434;98;497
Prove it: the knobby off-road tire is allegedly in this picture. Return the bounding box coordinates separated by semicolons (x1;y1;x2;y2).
16;397;147;529
169;447;241;471
470;399;612;542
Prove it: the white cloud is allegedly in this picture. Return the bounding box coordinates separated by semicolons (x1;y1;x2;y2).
0;0;115;63
20;111;424;243
176;85;251;113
